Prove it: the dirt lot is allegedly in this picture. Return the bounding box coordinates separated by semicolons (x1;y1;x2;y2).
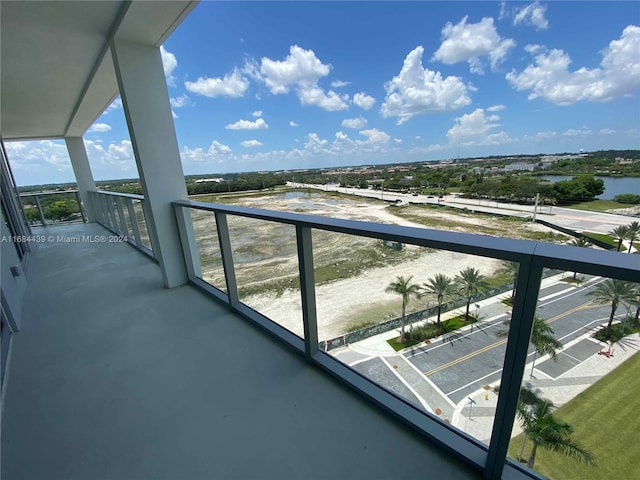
190;190;568;339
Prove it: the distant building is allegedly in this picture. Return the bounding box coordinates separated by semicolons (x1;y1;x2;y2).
504;163;535;172
194;178;223;183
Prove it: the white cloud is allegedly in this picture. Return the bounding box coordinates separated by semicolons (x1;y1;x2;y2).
432;16;516;74
563;128;592;137
331;131;357;154
260;45;331;94
304;133;328;154
380;46;471;124
259;46;349;111
359;128;390;144
225;118;269;130
180;141;233;165
5;140;71;172
353;92;376;110
599;128;616;135
331;80;351;88
499;1;508;20
394;138;403;144
534;130;557;139
88;123;112;133
160;46;178;87
170;94;191;108
208;140;232;154
487;104;505;112
105;97;122;113
172;110;178;119
252;110;263;117
447;108;512;145
185;68;249;98
241;139;263;148
506;26;640;104
298;85;349;111
289;121;299;127
341;116;367;129
513;2;549;30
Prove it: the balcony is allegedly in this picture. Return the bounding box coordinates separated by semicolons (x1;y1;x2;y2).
1;221;479;479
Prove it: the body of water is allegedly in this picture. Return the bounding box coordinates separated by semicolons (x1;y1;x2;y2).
542;176;639;200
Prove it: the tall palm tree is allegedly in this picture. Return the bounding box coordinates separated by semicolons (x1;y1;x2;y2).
626;221;640;253
455;267;489;321
517;398;593;469
498;316;562;378
497;260;519;301
423;273;455;326
610;225;630;252
588;279;639;335
569;237;591;280
386;275;421;343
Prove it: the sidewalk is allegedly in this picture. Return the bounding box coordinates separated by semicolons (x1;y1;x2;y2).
452;332;640;444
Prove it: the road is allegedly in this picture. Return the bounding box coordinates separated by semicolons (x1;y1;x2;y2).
289;182;637;235
335;276;615;417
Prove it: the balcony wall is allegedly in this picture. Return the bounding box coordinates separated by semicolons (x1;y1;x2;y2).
1;223;478;480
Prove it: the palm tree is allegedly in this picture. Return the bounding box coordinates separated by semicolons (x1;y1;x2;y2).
626;221;640;253
610;225;629;252
588;279;639;336
497;261;519;301
569;237;591;280
423;273;455;326
455;267;489;321
386;275;421;343
498;316;562;378
517;398;593;469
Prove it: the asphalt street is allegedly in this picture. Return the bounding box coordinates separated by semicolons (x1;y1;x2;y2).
348;276;612;409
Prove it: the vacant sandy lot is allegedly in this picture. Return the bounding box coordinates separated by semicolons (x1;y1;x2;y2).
191;190;562;339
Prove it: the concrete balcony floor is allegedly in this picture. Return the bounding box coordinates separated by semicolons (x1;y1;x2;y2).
2;223;478;480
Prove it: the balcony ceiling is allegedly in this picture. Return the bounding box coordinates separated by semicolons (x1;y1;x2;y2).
0;0;197;141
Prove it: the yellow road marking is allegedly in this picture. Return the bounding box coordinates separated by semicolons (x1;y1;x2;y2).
423;300;597;377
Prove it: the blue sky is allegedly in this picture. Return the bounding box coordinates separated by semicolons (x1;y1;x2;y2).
8;1;640;186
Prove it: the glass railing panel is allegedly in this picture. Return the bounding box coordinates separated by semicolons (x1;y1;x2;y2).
506;271;640;479
226;214;303;337
189;208;226;292
133;200;151;250
20;191;83;226
316;236;518;445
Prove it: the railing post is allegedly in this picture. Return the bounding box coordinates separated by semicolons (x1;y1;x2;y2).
173;205;203;279
125;198;143;248
214;212;239;307
484;257;544;480
115;196;128;237
75;191;87;223
296;225;319;361
34;195;46;226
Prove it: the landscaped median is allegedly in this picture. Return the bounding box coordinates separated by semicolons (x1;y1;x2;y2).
387;315;476;351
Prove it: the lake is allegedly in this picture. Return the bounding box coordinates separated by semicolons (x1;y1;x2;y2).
542;176;640;200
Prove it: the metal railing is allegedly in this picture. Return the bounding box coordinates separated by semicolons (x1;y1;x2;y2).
19;190;86;226
91;190;154;258
172;198;638;480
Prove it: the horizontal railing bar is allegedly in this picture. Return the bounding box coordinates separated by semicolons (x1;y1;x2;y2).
19;190;78;197
95;190;145;201
173;200;639;280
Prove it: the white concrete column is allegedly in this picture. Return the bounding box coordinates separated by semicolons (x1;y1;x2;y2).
65;137;98;222
110;39;188;288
